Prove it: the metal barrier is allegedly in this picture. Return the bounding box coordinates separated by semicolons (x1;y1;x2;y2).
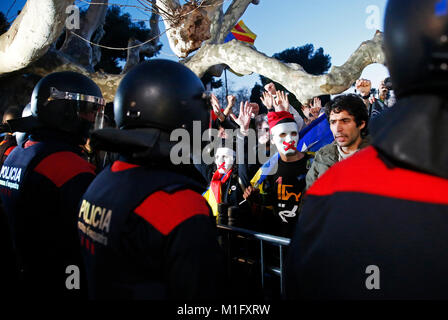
216;224;290;298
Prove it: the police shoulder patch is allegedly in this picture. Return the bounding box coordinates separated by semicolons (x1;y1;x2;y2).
34;151;96;187
134;189;211;236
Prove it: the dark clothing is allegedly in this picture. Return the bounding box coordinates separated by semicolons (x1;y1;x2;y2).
0;134;17;167
78;160;227;299
196;160;250;226
368;98;386;120
0;138;96;299
286;95;448;299
0;134;18;294
253;153;312;238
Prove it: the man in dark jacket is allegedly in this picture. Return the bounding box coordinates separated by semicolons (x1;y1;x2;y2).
306;94;370;189
0;71;105;299
78;60;227;300
286;0;448;299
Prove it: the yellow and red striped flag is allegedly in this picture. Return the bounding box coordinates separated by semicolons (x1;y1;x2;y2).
224;20;257;45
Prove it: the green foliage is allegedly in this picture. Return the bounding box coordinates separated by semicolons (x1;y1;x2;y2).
94;5;161;74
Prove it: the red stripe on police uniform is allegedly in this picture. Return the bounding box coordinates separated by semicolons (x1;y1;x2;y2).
307;146;448;205
111;160;140;172
34;151;96;187
134;189;210;236
4;146;15;156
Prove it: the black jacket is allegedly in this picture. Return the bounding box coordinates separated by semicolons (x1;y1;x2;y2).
286;95;448;299
0;137;96;299
78;160;227;299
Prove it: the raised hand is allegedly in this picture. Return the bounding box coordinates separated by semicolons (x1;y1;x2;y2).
230;101;253;135
249;102;260;117
210;93;225;122
264;82;276;95
226;95;236;107
275;90;289;112
355;79;372;97
261;91;275;110
311;97;322;117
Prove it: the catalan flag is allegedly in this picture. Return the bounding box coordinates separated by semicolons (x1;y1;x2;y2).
224;20;257;45
250;153;280;192
203;169;233;218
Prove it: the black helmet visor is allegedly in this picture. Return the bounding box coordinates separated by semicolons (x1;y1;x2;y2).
47;87;106;130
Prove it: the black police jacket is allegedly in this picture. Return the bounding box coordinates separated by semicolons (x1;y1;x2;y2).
78;160;227;299
285;95;448;299
0;138;96;299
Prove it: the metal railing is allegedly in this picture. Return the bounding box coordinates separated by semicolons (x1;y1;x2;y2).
216;224;291;298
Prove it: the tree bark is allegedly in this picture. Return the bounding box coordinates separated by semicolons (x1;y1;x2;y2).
0;0;386;108
185;31;385;103
156;0;212;58
122;0;162;73
0;0;74;74
60;0;109;71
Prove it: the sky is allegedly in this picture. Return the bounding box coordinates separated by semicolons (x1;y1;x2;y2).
1;0;389;94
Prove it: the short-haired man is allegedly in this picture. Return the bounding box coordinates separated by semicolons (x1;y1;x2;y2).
305;94;370;189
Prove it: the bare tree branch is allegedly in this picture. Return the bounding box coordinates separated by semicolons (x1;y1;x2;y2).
0;0;74;74
122;38;162;73
60;0;109;70
186;31;385;103
216;0;259;44
156;0;211;58
202;0;224;44
122;0;162;73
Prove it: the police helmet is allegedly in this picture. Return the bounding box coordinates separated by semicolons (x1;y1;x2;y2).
384;0;448;97
30;71;105;140
114;59;209;134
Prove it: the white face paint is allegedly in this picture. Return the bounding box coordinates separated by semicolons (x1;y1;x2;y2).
215;147;235;174
271;122;299;156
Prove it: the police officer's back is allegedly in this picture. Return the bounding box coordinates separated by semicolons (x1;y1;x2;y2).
78;60;227;299
286;0;448;299
0;72;105;299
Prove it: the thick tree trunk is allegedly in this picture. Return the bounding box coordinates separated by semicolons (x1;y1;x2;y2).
185;31;385;103
59;0;109;71
0;0;74;74
0;0;386;108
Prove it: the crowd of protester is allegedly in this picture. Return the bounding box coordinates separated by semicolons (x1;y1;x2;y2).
0;71;394;299
0;0;446;301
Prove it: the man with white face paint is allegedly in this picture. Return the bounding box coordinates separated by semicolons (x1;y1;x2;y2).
244;111;313;238
214;147;235;175
200;102;253;221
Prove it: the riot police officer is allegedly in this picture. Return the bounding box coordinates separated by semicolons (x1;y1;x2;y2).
286;0;448;299
0;71;105;299
78;59;227;299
